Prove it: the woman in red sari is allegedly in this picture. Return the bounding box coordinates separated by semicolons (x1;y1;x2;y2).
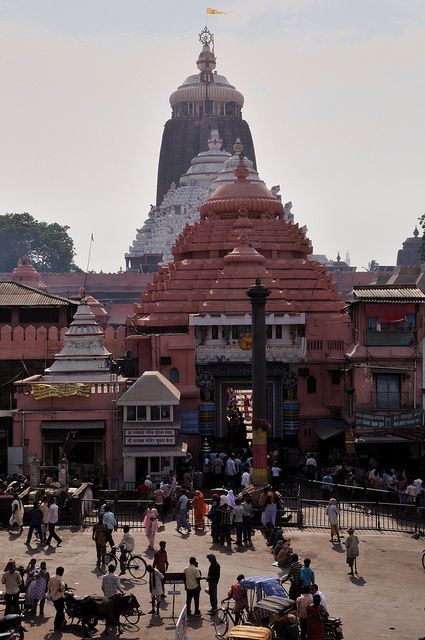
307;594;328;640
192;490;208;530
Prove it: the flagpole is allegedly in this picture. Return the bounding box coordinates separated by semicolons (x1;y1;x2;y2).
83;234;94;296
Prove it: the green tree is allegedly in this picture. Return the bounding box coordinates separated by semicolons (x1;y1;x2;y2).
367;259;379;271
0;213;81;272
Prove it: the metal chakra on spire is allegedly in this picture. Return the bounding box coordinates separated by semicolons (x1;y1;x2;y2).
199;26;214;46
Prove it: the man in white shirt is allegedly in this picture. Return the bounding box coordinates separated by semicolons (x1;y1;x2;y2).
102;564;123;598
241;468;251;489
46;498;62;547
225;456;237;488
311;584;328;612
271;462;282;490
102;506;117;549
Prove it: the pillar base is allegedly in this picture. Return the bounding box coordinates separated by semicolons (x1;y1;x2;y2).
250;467;269;487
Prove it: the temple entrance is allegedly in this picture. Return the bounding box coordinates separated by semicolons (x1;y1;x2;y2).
221;383;274;444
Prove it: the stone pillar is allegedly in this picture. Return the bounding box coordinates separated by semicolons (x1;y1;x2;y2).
247;278;270;486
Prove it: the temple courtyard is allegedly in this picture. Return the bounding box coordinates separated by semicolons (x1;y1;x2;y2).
1;523;423;640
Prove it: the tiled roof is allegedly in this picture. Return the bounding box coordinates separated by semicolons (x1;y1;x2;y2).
352;286;425;302
0;282;76;307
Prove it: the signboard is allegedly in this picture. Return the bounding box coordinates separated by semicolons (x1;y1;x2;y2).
124;428;175;446
31;383;91;400
356;409;423;430
175;605;188;640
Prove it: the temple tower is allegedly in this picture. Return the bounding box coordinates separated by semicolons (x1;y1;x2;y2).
156;27;256;205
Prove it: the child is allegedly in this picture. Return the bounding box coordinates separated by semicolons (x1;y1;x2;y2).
119;526;135;575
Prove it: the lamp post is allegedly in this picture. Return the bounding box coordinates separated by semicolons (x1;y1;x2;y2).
247;278;270;485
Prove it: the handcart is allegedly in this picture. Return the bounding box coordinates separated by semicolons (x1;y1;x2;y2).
225;625;273;640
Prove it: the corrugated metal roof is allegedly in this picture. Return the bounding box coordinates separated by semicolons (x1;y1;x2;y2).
0;282;76;307
352;286;425;302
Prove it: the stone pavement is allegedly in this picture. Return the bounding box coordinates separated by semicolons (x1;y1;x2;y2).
1;523;424;640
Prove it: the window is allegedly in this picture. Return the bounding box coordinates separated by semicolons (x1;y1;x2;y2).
368;316;378;330
232;326;239;339
266;325;273;339
0;309;12;323
161;406;171;420
211;326;219;340
307;376;316;394
151;406;161;421
137;406;147;421
169;367;180;383
330;370;341;385
276;325;282;339
126;407;136;421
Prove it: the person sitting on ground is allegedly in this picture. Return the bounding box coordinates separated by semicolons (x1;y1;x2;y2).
275;539;293;567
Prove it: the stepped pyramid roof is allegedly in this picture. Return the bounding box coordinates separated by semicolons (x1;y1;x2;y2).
132;157;348;328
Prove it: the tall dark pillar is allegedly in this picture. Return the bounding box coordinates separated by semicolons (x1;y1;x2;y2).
247;278;270;484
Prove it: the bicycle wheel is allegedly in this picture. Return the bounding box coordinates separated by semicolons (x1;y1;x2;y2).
422;551;425;570
124;608;141;626
127;554;147;580
213;608;229;637
104;552;117;570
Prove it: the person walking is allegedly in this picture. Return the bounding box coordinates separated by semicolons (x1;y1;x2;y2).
219;502;232;547
306;593;328;640
184;557;201;617
176;490;192;533
9;493;24;533
40;496;49;543
146;565;164;615
101;564;124;597
271;462;282;491
25;501;43;546
206;554;220;614
296;586;313;640
300;558;315;588
92;515;108;569
143;503;159;549
345;527;360;576
45;498;62;547
241;495;253;544
153;484;165;524
233;499;244;547
48;566;66;631
207;495;221;544
287;553;303;601
31;561;50;616
153;541;169;583
326;498;341;544
193;490;208;531
118;526;135;575
102;505;117;550
2;560;22;615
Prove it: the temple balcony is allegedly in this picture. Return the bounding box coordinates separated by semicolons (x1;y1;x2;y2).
195;337;306;364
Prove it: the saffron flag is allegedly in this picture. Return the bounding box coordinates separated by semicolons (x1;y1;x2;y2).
207;8;226;14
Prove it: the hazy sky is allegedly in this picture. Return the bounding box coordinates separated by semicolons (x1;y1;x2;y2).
1;1;424;272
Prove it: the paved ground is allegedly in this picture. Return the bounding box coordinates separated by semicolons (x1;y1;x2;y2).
2;523;424;640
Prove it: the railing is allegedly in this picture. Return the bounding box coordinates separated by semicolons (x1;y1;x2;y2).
370;391;410;409
365;329;415;346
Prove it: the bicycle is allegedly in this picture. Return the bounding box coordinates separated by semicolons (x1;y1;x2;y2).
422;549;425;570
103;546;147;580
214;599;249;637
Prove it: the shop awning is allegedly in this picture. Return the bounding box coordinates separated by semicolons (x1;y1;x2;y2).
355;435;411;444
315;419;348;440
122;441;188;458
41;421;104;430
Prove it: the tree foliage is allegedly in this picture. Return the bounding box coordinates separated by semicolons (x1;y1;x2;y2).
418;214;425;259
367;259;379;271
0;213;81;272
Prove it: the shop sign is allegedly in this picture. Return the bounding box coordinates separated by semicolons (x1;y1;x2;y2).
356;409;423;429
125;428;175;446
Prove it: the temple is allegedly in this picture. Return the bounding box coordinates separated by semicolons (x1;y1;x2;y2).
126;134;266;272
155;28;256;206
126;153;351;472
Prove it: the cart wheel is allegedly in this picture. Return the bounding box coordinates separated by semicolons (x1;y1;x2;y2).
213;608;229;637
